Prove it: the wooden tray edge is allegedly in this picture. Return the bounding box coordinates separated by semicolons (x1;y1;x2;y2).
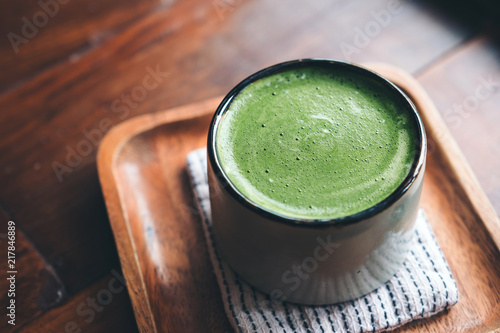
97;97;222;333
363;62;500;250
97;64;500;332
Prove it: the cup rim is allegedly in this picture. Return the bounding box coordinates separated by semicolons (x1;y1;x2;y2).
207;58;427;228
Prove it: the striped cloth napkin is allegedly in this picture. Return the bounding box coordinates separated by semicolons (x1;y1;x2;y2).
187;148;458;333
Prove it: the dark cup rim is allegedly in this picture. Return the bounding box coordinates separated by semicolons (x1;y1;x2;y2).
207;58;426;228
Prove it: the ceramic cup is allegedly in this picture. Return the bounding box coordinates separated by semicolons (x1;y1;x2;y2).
207;59;426;305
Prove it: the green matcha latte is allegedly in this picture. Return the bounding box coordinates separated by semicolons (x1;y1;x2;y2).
215;64;418;220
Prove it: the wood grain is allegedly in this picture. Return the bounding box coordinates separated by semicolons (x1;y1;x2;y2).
97;64;500;332
98;97;227;333
0;0;474;309
417;36;500;217
15;270;138;333
0;0;166;90
0;206;66;331
0;0;498;331
367;64;500;332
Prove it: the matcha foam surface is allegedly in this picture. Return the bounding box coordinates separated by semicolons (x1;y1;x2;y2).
216;65;417;219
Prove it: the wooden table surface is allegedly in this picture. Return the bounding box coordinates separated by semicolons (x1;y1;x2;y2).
0;0;499;332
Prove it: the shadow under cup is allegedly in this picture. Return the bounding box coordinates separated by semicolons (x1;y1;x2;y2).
207;59;427;305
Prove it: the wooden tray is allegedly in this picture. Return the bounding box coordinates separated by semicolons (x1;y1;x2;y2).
97;64;500;333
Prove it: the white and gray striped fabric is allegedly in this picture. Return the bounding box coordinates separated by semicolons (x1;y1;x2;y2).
187;148;458;333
